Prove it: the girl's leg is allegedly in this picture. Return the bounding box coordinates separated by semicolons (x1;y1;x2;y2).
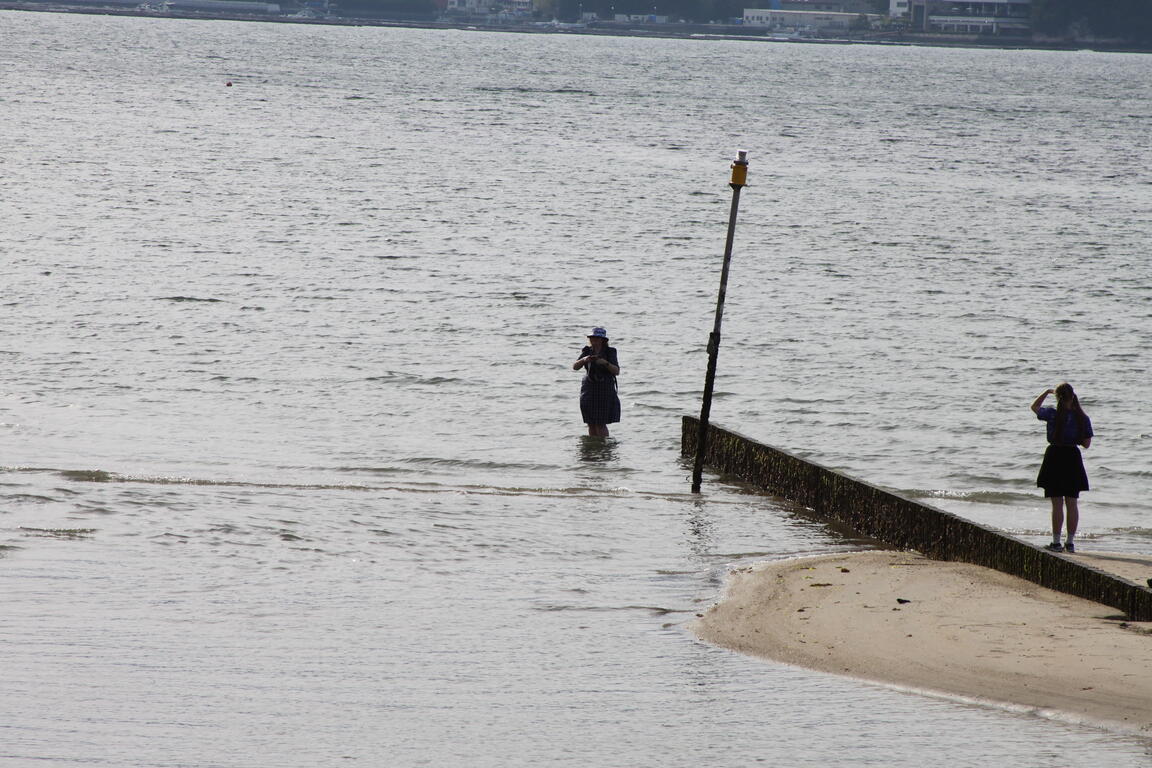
1064;497;1079;543
1049;496;1065;544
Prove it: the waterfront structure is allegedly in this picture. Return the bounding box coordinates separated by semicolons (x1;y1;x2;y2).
781;0;876;11
171;0;281;11
443;0;531;17
613;12;670;21
444;0;486;13
46;0;281;11
899;0;1031;34
743;8;882;31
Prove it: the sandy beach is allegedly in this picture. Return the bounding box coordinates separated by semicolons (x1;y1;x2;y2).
692;550;1152;734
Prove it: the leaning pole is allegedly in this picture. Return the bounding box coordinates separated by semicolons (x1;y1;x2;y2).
691;151;748;494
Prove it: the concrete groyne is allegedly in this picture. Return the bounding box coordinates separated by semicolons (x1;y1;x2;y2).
682;416;1152;621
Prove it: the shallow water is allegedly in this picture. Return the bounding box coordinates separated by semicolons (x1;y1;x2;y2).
2;11;1152;766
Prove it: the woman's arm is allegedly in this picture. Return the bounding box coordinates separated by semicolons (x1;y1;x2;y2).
1080;436;1092;449
580;356;619;375
1030;389;1053;414
573;347;591;371
598;348;619;376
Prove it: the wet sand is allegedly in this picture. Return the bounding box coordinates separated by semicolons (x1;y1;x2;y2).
692;550;1152;734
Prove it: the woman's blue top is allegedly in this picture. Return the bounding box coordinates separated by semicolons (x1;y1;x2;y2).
1037;406;1093;446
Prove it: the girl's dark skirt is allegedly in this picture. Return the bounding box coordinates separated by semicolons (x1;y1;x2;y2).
1036;444;1089;498
580;377;620;425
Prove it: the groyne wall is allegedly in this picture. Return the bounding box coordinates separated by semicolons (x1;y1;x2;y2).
682;416;1152;621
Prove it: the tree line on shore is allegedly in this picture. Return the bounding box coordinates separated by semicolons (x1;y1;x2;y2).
333;0;1152;44
1031;0;1152;43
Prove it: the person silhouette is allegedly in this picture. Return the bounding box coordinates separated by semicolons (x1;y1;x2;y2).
1030;382;1093;553
572;327;620;438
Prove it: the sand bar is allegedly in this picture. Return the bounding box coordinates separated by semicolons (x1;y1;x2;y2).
692;550;1152;734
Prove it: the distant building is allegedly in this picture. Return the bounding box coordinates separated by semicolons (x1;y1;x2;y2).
780;0;875;11
743;8;882;31
170;0;280;12
65;0;280;11
902;1;1031;34
443;0;530;15
444;0;487;13
613;13;670;22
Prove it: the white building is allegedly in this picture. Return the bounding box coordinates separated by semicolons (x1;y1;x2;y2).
782;0;873;10
613;13;669;22
900;1;1031;34
743;8;882;31
171;0;280;12
445;0;532;15
444;0;488;13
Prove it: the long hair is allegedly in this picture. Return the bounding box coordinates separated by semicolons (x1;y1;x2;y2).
1054;382;1089;441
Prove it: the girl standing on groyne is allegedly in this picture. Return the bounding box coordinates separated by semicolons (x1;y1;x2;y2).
1031;383;1094;553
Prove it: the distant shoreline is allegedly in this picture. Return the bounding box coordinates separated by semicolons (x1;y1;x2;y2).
4;3;1150;54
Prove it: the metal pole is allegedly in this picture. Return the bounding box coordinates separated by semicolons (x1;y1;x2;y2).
692;151;748;494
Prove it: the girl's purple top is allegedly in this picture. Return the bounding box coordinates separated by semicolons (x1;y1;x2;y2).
1037;406;1093;446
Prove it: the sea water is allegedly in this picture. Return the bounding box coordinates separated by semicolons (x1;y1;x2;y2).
2;11;1151;766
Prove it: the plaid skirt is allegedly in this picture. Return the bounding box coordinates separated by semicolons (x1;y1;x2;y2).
1036;444;1089;498
579;376;620;425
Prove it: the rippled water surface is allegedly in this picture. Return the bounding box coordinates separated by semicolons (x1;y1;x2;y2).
2;11;1152;766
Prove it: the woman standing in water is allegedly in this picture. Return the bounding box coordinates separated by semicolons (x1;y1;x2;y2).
573;327;620;437
1031;382;1093;553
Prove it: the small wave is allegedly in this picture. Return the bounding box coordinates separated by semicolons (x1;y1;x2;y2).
0;466;68;476
633;402;686;413
75;504;119;515
57;469;378;492
531;603;690;615
395;456;565;472
1098;465;1152;479
0;493;57;504
59;469;116;483
19;527;95;539
940;473;1026;488
475;86;595;96
900;488;1036;504
150;532;191;542
1111;527;1152;539
48;468;755;505
159;296;223;303
364;372;464;385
